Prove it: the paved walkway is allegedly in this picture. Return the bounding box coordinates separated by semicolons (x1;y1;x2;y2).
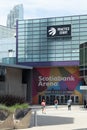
17;105;87;130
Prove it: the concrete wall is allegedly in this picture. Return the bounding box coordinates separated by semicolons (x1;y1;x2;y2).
6;68;27;98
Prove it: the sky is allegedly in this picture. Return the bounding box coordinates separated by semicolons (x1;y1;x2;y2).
1;0;87;26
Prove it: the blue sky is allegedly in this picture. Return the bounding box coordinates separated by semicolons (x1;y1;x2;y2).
0;0;87;26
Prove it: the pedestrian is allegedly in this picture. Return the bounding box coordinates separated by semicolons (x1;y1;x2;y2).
67;98;72;110
54;98;58;109
41;99;46;114
84;99;86;108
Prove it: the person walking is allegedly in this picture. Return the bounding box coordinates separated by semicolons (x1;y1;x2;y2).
41;99;46;114
54;98;58;109
67;98;72;110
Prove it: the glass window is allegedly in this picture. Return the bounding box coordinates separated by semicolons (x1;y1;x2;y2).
25;20;32;24
18;24;25;28
40;18;47;22
64;45;71;49
80;32;87;36
48;46;55;49
47;49;55;53
64;21;71;24
55;21;63;25
80;24;87;27
64;41;72;45
27;55;33;58
40;55;47;58
72;24;79;28
72;16;79;20
18;43;25;47
18;28;25;31
72;44;79;48
32;35;40;38
72;20;79;24
32;46;40;50
72;28;79;32
71;57;79;60
33;28;40;31
48;18;55;22
33;19;40;23
47;50;55;54
26;24;32;28
48;54;55;57
64;53;71;57
33;23;39;27
80;19;87;23
80;15;87;19
40;46;47;49
72;49;79;53
64;49;71;53
56;53;63;57
40;58;47;61
56;57;63;61
40;23;47;26
80;36;87;40
33;39;40;42
56;49;63;53
18;35;25;39
40;51;47;54
80;28;87;31
40;30;46;34
33;59;39;62
72;53;79;56
72;41;79;44
18;31;25;35
47;22;56;26
80;40;87;44
72;37;79;40
32;42;40;46
64;57;71;61
48;58;55;61
56;46;63;49
64;17;71;20
33;55;40;58
40;26;47;30
18;20;25;24
26;28;33;31
55;17;63;21
72;32;79;36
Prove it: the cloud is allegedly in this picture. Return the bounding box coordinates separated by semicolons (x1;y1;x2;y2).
0;0;87;25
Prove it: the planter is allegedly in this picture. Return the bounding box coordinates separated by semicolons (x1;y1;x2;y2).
0;107;32;129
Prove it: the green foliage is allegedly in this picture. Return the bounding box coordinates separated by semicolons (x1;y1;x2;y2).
0;95;26;106
0;103;29;113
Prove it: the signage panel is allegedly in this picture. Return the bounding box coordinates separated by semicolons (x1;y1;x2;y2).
80;86;87;90
47;24;71;37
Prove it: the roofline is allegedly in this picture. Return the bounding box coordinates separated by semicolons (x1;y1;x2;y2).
0;63;33;69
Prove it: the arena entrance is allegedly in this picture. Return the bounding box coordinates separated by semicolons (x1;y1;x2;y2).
39;94;79;105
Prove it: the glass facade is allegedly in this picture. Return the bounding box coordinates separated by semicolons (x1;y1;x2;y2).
0;25;16;63
80;42;87;77
7;4;24;28
17;14;87;66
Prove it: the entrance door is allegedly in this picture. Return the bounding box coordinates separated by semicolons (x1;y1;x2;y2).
71;95;79;104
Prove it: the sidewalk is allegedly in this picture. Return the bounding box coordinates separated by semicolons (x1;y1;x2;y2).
17;105;87;130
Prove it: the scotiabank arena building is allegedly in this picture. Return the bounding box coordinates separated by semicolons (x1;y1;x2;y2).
16;14;87;105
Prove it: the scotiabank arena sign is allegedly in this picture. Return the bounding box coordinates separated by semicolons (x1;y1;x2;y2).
47;24;71;38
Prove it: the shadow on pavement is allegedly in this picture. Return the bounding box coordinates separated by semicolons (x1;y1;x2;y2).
73;128;87;130
30;113;74;127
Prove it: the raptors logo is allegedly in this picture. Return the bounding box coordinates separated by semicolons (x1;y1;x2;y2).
48;27;56;36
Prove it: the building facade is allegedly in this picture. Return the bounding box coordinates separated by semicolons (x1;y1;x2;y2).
0;25;16;63
7;4;24;28
16;14;87;105
80;42;87;101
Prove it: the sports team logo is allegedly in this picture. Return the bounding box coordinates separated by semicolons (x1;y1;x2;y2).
48;27;56;36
